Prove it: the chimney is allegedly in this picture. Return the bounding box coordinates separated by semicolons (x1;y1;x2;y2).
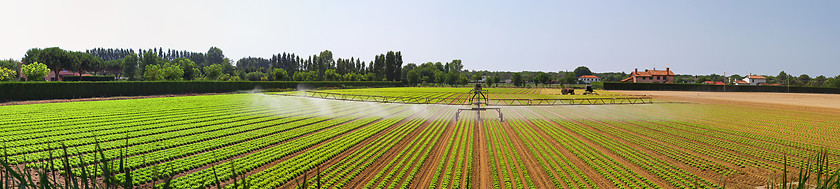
666;67;669;73
635;68;638;73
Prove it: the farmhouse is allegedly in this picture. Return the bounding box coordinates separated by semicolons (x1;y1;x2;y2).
578;75;600;83
47;70;91;81
742;74;767;85
734;80;750;85
702;81;725;85
621;68;675;83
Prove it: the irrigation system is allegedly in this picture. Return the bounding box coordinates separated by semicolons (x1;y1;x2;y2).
275;91;653;106
455;84;503;121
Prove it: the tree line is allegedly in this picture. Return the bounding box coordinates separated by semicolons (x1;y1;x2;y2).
2;47;408;82
3;48;839;89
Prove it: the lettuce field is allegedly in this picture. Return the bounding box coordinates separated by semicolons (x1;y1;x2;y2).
1;88;838;188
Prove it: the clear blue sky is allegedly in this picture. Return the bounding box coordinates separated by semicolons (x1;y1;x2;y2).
1;0;838;76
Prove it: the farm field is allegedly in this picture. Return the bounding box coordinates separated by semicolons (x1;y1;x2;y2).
1;90;839;188
275;87;655;106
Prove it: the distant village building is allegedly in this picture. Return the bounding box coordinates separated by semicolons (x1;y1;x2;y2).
577;75;600;84
621;68;675;83
734;80;750;85
47;70;91;81
742;74;767;85
702;81;725;85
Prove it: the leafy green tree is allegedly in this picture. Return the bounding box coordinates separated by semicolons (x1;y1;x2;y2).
810;75;827;87
38;47;67;81
104;59;123;78
123;53;139;80
825;75;840;88
0;67;17;81
22;48;41;64
512;73;523;87
22;62;50;81
406;70;420;86
140;50;167;79
560;72;577;84
144;64;163;81
459;74;469;86
206;47;225;65
69;52;103;80
573;66;593;77
293;71;305;81
203;64;224;80
364;73;377;81
447;59;463;73
245;72;265;81
776;71;789;84
172;58;198;80
485;76;493;87
270;68;288;81
434;71;446;84
342;72;362;81
162;63;184;80
324;69;340;81
493;76;501;87
472;73;482;82
446;72;459;86
535;72;551;87
219;74;241;81
1;59;21;72
798;74;811;86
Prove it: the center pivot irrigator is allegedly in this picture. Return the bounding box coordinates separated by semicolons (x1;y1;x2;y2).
456;84;503;121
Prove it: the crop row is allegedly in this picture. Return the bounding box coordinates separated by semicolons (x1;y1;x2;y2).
519;109;655;189
119;104;409;186
363;109;451;189
528;108;717;188
222;105;419;189
485;118;533;188
505;118;596;189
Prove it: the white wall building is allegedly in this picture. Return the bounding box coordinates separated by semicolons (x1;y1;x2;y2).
578;75;601;84
743;74;767;85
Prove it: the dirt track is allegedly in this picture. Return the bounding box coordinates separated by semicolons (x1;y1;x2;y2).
614;90;840;112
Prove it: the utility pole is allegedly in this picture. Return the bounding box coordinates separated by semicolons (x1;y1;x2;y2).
723;72;726;92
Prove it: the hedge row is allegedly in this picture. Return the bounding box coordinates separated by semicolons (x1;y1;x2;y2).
603;82;840;94
61;75;116;81
0;81;400;101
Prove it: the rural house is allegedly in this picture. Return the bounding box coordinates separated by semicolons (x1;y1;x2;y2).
742;74;767;85
578;75;600;84
621;68;675;83
47;70;91;81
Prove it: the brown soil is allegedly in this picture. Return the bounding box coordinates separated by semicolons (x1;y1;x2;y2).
475;119;491;189
505;109;612;188
497;120;552;188
612;90;840;114
338;110;448;189
0;92;234;106
412;116;457;189
521;107;673;188
558;106;769;188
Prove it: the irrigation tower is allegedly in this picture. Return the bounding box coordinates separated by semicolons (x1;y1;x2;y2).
456;84;503;121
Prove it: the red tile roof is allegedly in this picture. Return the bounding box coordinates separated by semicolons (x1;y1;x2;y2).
702;81;725;85
735;80;749;84
631;69;675;77
746;75;766;79
578;75;599;79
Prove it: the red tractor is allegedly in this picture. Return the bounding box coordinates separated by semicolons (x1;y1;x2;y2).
561;87;575;95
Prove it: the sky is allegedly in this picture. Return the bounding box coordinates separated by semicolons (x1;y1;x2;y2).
1;0;838;76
